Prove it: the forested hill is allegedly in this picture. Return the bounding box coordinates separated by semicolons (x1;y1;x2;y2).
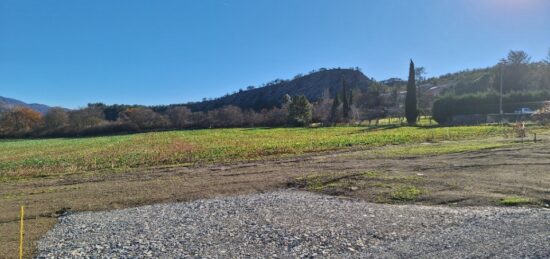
183;68;371;112
420;62;549;96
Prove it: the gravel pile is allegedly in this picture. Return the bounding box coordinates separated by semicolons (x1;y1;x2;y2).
37;191;550;258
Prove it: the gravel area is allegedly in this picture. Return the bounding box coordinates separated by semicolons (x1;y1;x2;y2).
37;191;550;258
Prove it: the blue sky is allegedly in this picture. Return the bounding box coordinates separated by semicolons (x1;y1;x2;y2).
1;0;549;108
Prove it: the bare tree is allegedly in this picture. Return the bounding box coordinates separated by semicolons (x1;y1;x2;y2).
226;106;245;127
69;107;105;131
312;88;332;123
261;108;287;126
415;66;427;83
44;108;69;130
166;106;192;129
413;66;432;116
120;107;169;130
205;106;244;128
365;107;385;126
242;109;263;127
190;111;209;128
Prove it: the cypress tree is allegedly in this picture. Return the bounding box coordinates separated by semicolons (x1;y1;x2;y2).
406;59;418;125
330;93;341;123
342;80;350;120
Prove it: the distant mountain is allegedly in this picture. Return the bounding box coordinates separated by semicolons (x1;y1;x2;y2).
0;96;52;114
185;68;372;111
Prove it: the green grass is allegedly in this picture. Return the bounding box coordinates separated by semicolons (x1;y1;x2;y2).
499;196;535;206
0;125;508;181
391;186;422;201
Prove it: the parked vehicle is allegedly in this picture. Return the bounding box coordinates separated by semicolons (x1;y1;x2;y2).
515;108;535;114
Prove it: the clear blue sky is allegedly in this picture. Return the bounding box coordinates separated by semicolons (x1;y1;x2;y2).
1;0;549;108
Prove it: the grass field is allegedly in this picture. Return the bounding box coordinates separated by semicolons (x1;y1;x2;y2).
1;124;547;257
0;125;508;181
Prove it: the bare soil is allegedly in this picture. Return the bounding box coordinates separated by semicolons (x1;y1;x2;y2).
1;141;549;258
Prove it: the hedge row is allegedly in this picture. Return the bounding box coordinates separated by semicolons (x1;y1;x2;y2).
432;91;550;124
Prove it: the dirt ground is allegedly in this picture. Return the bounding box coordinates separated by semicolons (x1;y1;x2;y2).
1;140;549;258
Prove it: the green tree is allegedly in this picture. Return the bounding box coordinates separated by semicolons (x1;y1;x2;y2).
500;50;532;92
288;95;312;126
507;50;531;65
405;60;418;125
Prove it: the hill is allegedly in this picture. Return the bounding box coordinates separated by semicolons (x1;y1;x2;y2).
184;68;371;111
419;62;549;96
0;96;52;114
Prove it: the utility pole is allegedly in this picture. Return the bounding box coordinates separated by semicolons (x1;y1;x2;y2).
500;63;503;115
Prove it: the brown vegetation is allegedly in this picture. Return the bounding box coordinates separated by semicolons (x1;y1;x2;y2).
0;107;43;137
532;102;550;125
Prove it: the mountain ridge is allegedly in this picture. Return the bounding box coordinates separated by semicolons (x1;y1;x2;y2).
0;96;52;114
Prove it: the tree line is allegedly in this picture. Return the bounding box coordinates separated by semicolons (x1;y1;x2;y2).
0;79;400;138
5;48;543;137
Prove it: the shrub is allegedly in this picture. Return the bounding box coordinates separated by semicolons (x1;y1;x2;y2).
391;186;422;201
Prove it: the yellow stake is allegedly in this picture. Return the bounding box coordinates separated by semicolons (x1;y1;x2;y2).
19;206;24;259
